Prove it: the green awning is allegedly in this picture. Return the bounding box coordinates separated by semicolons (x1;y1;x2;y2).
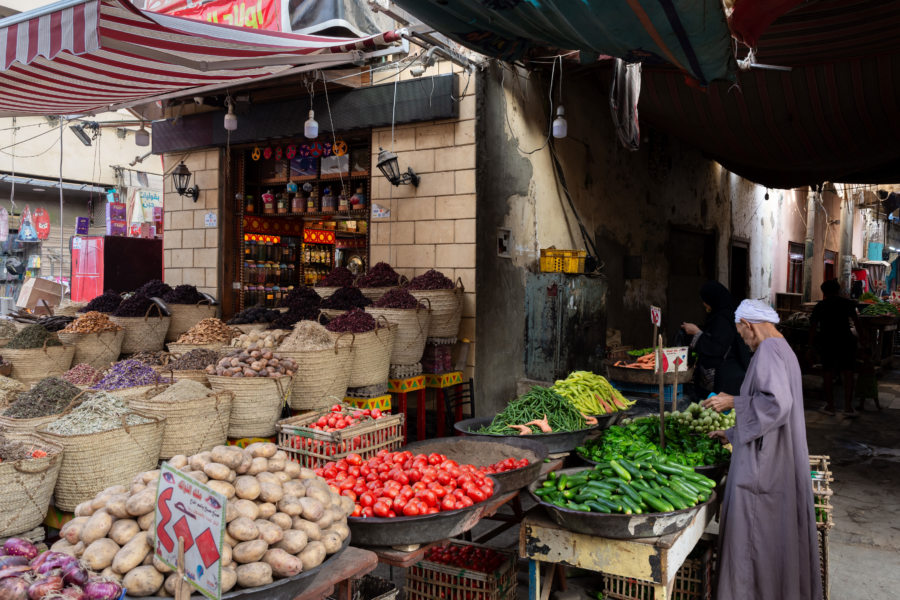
394;0;734;83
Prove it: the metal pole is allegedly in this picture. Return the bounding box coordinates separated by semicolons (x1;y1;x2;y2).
839;185;855;294
802;187;817;302
59;121;64;301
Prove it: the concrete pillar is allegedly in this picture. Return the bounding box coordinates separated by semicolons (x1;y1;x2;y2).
839;189;855;294
802;187;817;302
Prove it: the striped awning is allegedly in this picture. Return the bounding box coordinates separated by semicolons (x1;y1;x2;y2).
0;0;402;116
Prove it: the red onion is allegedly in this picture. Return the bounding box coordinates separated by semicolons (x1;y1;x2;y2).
0;576;28;600
1;541;36;561
0;558;27;570
27;575;62;600
36;556;75;576
61;565;88;589
60;586;85;600
0;567;31;580
82;581;121;600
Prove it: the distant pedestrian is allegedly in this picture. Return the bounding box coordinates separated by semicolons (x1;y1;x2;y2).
809;279;859;417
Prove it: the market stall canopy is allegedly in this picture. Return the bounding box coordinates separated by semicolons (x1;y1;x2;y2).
0;0;403;117
391;0;734;84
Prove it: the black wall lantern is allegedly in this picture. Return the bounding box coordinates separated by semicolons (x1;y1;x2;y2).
376;147;420;187
171;161;200;202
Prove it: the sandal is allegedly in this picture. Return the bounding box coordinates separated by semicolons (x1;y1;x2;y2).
817;407;836;416
841;410;860;419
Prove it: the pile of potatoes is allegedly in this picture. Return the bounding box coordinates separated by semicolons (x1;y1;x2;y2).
49;442;352;597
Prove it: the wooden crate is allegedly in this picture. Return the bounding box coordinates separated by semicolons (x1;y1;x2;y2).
810;455;834;530
277;409;403;468
404;540;517;600
603;543;712;600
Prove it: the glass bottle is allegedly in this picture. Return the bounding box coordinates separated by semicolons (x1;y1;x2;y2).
307;191;318;213
291;193;303;213
262;191;275;215
246;195;255;214
277;193;287;215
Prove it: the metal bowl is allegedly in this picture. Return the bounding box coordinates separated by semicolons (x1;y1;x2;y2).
348;499;490;546
527;467;716;539
402;436;548;493
453;417;600;454
694;461;729;483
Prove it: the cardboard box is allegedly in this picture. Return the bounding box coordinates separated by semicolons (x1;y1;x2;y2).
16;277;64;313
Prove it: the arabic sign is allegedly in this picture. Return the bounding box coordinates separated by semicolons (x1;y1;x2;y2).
155;463;226;600
144;0;281;31
650;305;661;327
655;347;689;374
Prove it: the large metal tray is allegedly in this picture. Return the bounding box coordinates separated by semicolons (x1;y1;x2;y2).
605;362;695;386
527;467;716;539
454;417;600;454
403;436;548;494
129;536;350;600
348;498;491;547
694;461;729;483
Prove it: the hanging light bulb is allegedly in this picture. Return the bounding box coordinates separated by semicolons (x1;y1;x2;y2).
224;98;237;131
134;123;149;147
552;105;568;139
304;109;318;139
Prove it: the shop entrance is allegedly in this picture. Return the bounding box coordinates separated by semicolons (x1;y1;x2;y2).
666;227;717;343
730;239;750;304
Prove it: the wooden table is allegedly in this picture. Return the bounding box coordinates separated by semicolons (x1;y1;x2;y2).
294;546;378;600
520;503;714;600
424;371;465;437
388;375;426;443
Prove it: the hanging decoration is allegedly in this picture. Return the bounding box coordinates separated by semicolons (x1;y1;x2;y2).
286;145;297;159
17;205;38;242
298;144;311;158
322;142;333;157
332;140;348;156
33;207;50;240
263;147;273;160
0;208;8;242
309;142;324;157
275;146;283;160
251;147;261;161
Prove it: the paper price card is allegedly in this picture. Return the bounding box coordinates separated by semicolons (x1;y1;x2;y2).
650;306;661;327
655;347;689;374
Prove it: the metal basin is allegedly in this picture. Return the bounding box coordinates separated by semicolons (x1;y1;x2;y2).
348;500;489;546
527;467;716;539
694;461;729;484
403;436;548;493
453;417;601;454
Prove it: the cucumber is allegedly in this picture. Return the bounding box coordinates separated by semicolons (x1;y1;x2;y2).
574;492;599;503
618;483;642;505
585;480;617;492
619;495;642;515
609;460;632;481
618;459;643;480
657;487;689;510
669;481;699;503
588;498;617;513
639;490;675;513
651;461;691;477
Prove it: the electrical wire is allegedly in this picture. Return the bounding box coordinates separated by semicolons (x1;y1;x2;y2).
320;69;345;194
500;59;557;155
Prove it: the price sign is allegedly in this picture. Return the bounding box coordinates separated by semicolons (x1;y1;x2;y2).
655;347;689;374
650;306;661;327
155;463;226;600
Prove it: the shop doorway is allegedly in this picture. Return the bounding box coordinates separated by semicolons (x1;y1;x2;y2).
666;228;717;344
730;239;749;304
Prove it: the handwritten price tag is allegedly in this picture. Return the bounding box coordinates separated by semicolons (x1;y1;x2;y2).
650;306;661;327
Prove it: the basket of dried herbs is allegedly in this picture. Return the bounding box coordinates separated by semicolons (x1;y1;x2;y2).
277;321;354;411
2;325;75;384
0;377;86;434
164;285;218;342
109;299;171;353
154;349;220;387
0;430;64;537
38;392;165;511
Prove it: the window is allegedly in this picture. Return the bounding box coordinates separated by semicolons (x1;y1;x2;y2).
824;250;837;283
788;242;804;293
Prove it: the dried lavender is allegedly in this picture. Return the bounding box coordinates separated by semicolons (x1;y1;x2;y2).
5;324;61;349
3;377;83;418
135;279;172;298
357;262;400;287
78;290;122;314
408;269;455;290
91;359;162;390
317;267;354;287
162;284;205;305
373;288;425;309
321;286;372;310
43;392;152;435
325;308;376;333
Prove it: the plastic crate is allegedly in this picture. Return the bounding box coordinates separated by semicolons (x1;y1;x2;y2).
276;409;404;468
610;381;684;406
540;248;586;273
603;543;712;600
809;455;833;530
404;540;517;600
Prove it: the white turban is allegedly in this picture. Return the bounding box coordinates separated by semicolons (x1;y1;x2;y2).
735;299;780;324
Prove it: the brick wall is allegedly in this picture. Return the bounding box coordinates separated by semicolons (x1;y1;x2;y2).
161;149;221;297
368;65;477;379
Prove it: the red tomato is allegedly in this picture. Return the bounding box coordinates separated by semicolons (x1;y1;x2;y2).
359;492;375;508
372;501;391;518
417;489;437;507
361;507;373;517
351;505;362;517
341;490;357;501
331;404;342;412
441;497;457;511
371;409;382;419
402;502;420;517
392;496;407;513
428;453;443;465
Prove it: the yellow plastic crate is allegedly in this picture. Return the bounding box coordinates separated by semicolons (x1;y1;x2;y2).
540;248;586;273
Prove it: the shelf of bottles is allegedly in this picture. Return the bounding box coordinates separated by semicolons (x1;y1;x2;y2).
241;233;301;309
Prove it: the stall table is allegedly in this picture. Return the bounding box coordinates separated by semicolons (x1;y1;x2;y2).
388;375;426;442
294;546;378;600
520;502;715;600
424;371;464;437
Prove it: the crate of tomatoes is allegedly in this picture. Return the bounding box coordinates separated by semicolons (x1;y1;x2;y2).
277;404;404;468
404;540;517;600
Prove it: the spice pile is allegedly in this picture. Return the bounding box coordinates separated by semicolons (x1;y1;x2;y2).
356;262;400;287
5;324;61;349
0;375;24;407
0;320;18;338
227;306;281;325
91;359;161;390
78;290;122;314
409;269;454;290
0;435;48;461
111;294;159;318
135;279;172;298
279;321;334;351
280;286;321;310
317;267;355;287
43;392;152;435
162;284;205;305
325;308;376;333
62;363;105;386
30;315;76;332
207;349;297;378
61;311;123;334
129;351;167;366
231;330;289;350
2;377;83;419
149;378;210;403
372;288;425;309
168;349;220;371
176;318;237;344
272;287;322;329
320;287;371;310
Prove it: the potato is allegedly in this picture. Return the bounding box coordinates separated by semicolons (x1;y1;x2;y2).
226;499;256;522
82;538;120;570
223;531;238;548
127;487;156;517
221;566;237;593
269;512;293;530
298;541;326;569
131;482;146;495
101;567;122;583
103;484;128;496
282;480;305;498
153;554;173;574
327;522;350;542
90;493;112;511
248;457;268;475
304;485;332;507
272;450;287;461
212;445;244;469
141;470;160;484
254;520;284;545
112;531;151;574
258;481;284;504
50;539;78;556
339;496;355;518
227;517;260;542
236;453;252;475
164;573;192;598
141;553;153;566
257;502;276;519
203;462;233;481
272;471;290;484
185;470;209;484
291;519;321;542
208;480;236;499
221;544;233;567
74;501;95;517
123;565;164;597
167;455;188;470
72;542;85;558
104;494;130;519
234;476;261;500
236;562;273;588
190;451;212;471
81;509;113;545
283;462;301;479
263;548;302;577
298;497;325;522
267;455;285;472
61;516;88;545
276;496;303;517
137;511;155;530
232;540;268;564
247;442;277;459
299;468;317;480
255;471;278;485
275;529;308;554
321;531;342;554
314;509;334;530
109;519;140;546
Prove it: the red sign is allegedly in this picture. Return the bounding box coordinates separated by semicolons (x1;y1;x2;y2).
144;0;282;31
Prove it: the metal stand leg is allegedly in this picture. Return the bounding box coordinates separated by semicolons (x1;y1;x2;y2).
397;392;408;443
416;389;426;441
436;389;446;437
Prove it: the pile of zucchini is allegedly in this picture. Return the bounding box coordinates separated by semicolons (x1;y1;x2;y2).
533;457;716;515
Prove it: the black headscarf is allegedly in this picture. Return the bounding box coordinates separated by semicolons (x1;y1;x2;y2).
700;281;734;314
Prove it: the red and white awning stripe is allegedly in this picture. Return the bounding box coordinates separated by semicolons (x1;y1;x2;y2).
0;0;403;116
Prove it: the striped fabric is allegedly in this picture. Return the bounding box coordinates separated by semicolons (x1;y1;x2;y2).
0;0;400;116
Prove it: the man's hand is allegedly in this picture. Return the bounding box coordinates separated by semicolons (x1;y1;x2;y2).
682;322;700;336
702;393;735;413
708;430;729;444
